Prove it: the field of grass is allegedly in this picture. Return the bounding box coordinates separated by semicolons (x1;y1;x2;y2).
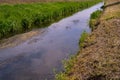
0;0;97;3
0;0;102;39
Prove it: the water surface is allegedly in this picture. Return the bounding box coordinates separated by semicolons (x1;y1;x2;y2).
0;3;103;80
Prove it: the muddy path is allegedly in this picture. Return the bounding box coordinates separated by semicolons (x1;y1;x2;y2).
0;3;103;80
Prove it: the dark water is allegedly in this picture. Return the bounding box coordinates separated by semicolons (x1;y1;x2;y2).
0;3;103;80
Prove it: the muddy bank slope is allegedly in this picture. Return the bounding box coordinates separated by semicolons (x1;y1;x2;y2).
60;0;120;79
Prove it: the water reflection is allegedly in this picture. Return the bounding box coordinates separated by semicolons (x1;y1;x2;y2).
0;3;103;80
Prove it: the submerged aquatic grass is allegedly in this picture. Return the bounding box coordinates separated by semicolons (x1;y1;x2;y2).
0;0;102;39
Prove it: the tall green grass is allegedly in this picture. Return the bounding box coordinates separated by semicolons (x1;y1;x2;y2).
0;0;102;39
89;10;102;31
79;31;88;48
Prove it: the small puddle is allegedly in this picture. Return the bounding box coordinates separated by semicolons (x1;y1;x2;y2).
0;3;103;80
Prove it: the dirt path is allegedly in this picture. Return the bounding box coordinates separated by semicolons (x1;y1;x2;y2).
64;0;120;79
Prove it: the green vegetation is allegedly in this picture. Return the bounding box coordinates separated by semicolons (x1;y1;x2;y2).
56;72;68;80
0;0;102;39
90;10;102;19
89;10;102;31
55;55;77;80
79;31;88;48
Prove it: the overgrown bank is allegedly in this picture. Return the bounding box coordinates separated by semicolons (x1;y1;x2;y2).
0;0;102;39
56;0;120;80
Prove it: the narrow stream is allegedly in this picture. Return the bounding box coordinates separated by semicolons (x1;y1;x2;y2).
0;3;103;80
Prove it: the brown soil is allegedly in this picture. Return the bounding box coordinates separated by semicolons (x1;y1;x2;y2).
65;0;120;80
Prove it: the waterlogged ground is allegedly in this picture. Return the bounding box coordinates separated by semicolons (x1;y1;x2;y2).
0;3;103;80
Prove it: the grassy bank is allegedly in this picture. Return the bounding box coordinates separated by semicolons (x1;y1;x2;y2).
0;0;102;39
89;10;102;31
56;0;120;80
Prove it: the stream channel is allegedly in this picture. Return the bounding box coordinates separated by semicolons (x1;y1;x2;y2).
0;3;103;80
